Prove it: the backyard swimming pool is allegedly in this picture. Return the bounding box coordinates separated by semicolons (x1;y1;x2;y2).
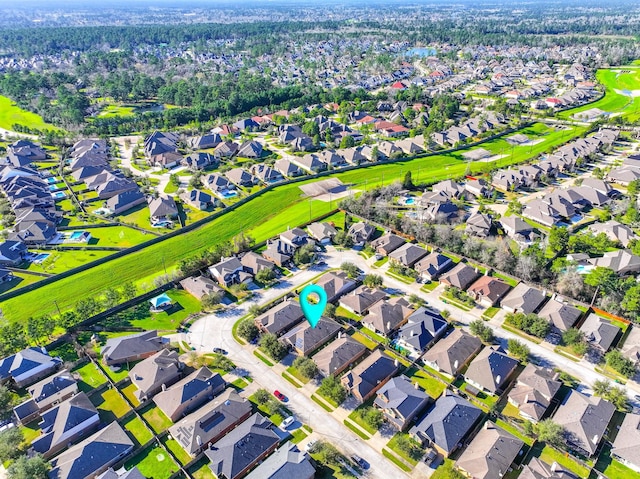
69;231;85;240
52;191;66;199
32;253;50;264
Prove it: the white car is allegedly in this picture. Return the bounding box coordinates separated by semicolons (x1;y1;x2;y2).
281;415;295;428
304;440;317;452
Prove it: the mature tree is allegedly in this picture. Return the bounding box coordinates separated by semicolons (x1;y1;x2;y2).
548;226;569;254
259;333;288;361
121;281;137;301
325;303;337;319
507;339;530;361
340;135;355;148
607;385;630;411
255;268;276;285
408;293;425;307
103;287;121;308
237;319;259;342
294;244;315;265
293;356;318;379
0;386;15;416
313;441;341;466
248;304;262;317
318;375;347;405
593;379;611;397
7;455;49;479
333;230;353;248
535;419;564;447
359;407;384;430
605;350;637;378
470;319;494;343
394;434;424;461
253;388;271;405
585;267;617;291
340;261;360;278
402;171;414;189
363;274;384;289
0;428;24;462
201;291;225;310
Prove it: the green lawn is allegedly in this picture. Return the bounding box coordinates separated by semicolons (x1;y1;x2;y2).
90;388;131;422
559;67;640;122
162;436;192;465
97;104;136;118
291;428;308;444
495;418;534;446
347;403;381;435
0;95;63;132
431;459;464;479
405;367;446;399
100;361;135;383
140;404;173;434
1;122;584;322
386;433;422;466
482;306;501;319
420;281;439;292
72;362;107;391
533;443;590;478
124;444;180;479
350;331;378;350
120;382;141;407
189;458;217;479
286;366;311;384
123;415;154;446
24;249;114;275
19;420;42;443
87;226;156;248
113;203;158;231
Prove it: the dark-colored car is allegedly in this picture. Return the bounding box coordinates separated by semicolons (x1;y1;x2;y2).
351;455;368;469
274;390;286;401
213;347;227;355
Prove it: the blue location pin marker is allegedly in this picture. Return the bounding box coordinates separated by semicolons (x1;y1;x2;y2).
300;283;327;328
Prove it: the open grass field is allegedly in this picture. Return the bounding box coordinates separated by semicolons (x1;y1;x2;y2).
0;122;584;321
24;249;114;274
97;104;136;118
559;67;640;121
124;444;180;479
0;95;62;132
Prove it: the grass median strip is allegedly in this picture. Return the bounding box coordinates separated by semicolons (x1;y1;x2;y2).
382;449;412;472
253;349;275;366
343;418;371;440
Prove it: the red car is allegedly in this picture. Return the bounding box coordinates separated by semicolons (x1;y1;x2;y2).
273;390;286;401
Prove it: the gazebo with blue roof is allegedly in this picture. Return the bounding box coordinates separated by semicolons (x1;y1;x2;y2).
149;293;173;311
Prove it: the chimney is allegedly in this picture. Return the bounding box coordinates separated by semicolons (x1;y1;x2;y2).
496;375;501;385
394;358;399;367
551;462;559;472
162;384;167;391
592;434;598;445
414;381;419;389
387;321;391;331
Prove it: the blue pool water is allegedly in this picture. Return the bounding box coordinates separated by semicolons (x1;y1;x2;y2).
576;264;594;274
46;177;57;184
52;192;65;199
48;185;57;191
221;191;238;198
405;198;415;205
33;253;50;263
69;231;85;240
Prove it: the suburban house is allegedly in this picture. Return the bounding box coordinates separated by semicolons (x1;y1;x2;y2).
347;222;375;246
373;375;431;431
262;239;295;266
203;174;235;196
465;346;519;394
280;227;310;249
128;349;183;402
183;152;217;170
244;441;315;479
206;413;280;479
148;195;178;223
537;298;582;332
588;220;636;247
254;300;305;336
282;318;342;356
467;276;512;307
239;251;275;276
339;286;387;315
312;336;367;377
225;168;257;187
553;390;615;457
32;392;99;459
0;347;62;388
508;364;561;422
362;297;414;337
611;413;640;473
153;367;226;422
104;189;146;216
410;392;482;456
519;458;576;479
238;141;263;159
439;262;481;291
307;222;338;244
500;216;537;243
315;271;357;302
579;313;621;352
180;189;213;211
250;164;282;183
501;283;547;314
0;240;28;265
179;275;223;301
169;389;253;457
414;252;454;282
97;467;145;479
13;369;78;425
371;233;405;256
341;350;399;403
101;330;168;366
422;329;482;377
465;212;493;237
47;422;134;479
208;256;253;287
273;159;303;178
388;243;429;268
589;249;640;275
395;307;448;358
455;421;524;479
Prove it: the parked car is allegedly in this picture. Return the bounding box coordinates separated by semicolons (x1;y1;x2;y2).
304;440;317;452
281;415;295;428
351;455;368;469
213;347;227;355
424;448;437;466
274;390;286;401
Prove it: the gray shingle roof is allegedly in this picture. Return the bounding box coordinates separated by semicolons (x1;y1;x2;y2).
396;307;447;353
611;413;640;470
255;300;304;336
465;346;519;394
244;441;315;479
282;317;342;356
374;376;430;429
501;283;546;313
422;329;482;376
410;392;482;454
101;330;165;365
312;336;367;377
